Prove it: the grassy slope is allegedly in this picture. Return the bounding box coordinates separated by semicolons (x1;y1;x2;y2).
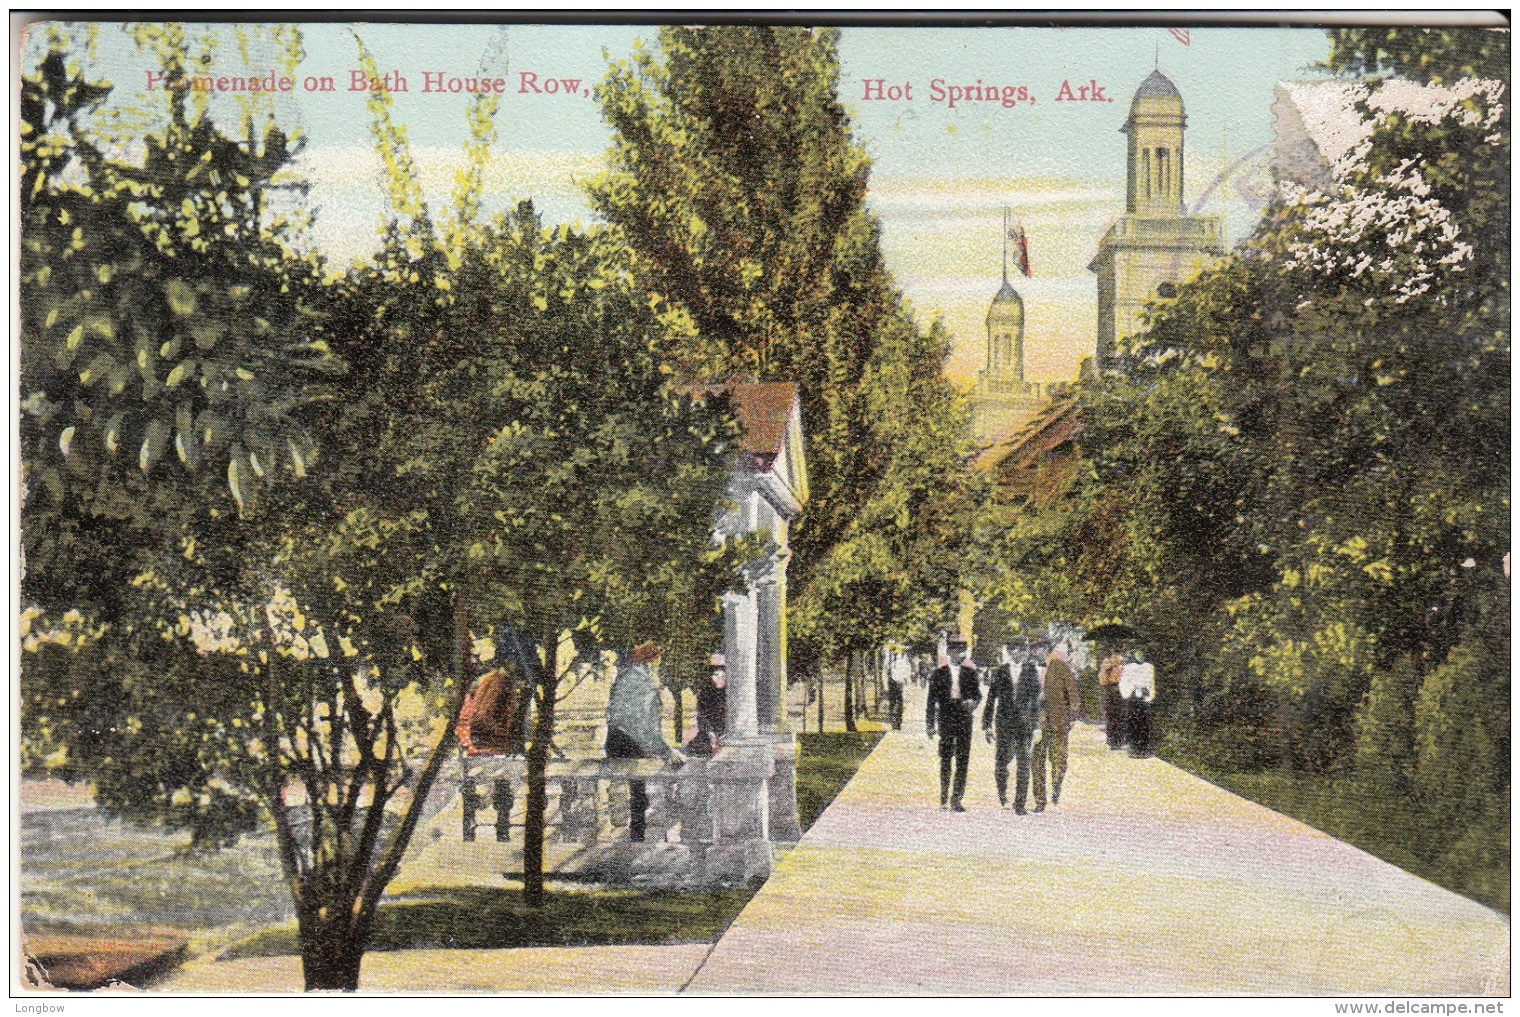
796;730;884;830
1161;746;1509;915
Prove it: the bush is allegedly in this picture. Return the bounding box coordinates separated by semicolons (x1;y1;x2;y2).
1413;640;1509;829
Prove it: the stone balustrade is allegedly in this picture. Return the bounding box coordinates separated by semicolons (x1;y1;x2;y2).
444;743;775;888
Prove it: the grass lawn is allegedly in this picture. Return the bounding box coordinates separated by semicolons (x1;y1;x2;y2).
225;729;886;958
797;730;884;831
1162;747;1509;915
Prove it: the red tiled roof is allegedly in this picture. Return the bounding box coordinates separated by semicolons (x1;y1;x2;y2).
676;381;799;462
728;382;797;458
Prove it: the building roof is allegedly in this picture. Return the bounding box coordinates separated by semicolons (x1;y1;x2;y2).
974;391;1081;475
1270;81;1368;188
679;380;802;465
1123;70;1184;133
728;382;799;460
1272;77;1506;189
1133;69;1181;102
990;279;1023;305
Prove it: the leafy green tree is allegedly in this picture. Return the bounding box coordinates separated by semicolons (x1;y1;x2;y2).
435;207;745;906
17;26;458;992
19;30;334;618
245;75;745;976
22;26;745;989
1325;25;1509;84
589;25;986;670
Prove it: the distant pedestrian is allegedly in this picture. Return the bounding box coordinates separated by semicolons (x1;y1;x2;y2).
1120;652;1156;757
1099;652;1125;750
926;641;981;812
1033;643;1081;810
607;640;684;842
684;652;727;757
983;644;1043;813
887;650;909;731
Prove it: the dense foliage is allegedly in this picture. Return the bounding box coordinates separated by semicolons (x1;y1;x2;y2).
20;25;750;989
20;30;335;616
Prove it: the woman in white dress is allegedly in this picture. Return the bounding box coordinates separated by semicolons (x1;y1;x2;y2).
1118;652;1156;757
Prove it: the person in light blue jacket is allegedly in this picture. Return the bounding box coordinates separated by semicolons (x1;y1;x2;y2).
606;641;682;841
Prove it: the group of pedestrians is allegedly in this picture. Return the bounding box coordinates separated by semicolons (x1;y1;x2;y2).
1097;650;1155;757
925;638;1081;815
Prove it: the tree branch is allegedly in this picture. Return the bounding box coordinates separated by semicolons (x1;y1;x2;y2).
356;587;474;917
260;623;309;897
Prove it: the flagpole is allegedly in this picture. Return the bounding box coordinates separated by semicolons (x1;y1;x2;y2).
1002;206;1009;285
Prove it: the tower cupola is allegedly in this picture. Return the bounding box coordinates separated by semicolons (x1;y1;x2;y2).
1123;69;1186;216
986;208;1026;380
986;278;1025;379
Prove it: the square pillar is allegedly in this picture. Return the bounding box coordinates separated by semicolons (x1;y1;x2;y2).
755;552;801;843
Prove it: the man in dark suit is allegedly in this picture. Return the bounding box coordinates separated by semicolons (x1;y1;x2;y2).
926;639;981;812
983;644;1043;813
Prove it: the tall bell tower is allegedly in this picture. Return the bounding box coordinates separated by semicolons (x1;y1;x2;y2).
1090;69;1223;369
1125;69;1187;218
985;208;1026;382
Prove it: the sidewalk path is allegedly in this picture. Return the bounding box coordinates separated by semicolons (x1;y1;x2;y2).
687;722;1509;995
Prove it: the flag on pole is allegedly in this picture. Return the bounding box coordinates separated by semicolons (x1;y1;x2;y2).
1008;220;1032;277
1169;27;1191;46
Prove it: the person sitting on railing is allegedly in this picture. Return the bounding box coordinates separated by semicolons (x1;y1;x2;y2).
455;668;523;756
606;640;684;842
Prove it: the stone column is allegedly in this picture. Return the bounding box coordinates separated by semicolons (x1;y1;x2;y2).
754;573;782;734
759;549;801;843
710;589;774;884
722;590;759;741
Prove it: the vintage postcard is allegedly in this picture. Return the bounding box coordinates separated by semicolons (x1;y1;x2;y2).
14;14;1510;1000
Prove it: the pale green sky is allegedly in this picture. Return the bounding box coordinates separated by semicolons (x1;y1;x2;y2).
31;22;1332;383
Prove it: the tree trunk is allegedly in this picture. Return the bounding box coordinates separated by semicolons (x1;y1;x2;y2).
672;682;684;745
859;653;868;719
522;655;556;907
816;669;824;732
871;650;881;715
1278;694;1294;773
844;655;856;732
298;904;367;992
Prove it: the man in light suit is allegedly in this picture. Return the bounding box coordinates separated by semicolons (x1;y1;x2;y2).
1033;643;1081;811
926;638;981;812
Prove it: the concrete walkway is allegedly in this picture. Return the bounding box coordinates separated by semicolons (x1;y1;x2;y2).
685;722;1510;995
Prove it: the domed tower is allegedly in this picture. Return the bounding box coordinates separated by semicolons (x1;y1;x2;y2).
1089;68;1223;370
985;207;1026;382
1125;69;1187;217
986;277;1025;381
975;209;1039;441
